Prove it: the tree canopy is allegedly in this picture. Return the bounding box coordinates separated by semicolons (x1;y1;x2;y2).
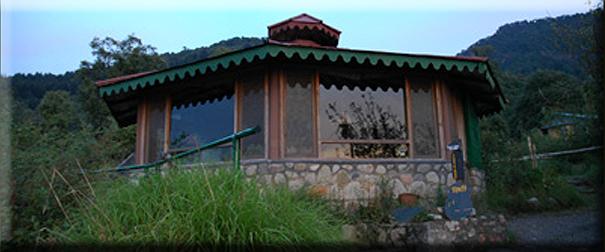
9;34;164;242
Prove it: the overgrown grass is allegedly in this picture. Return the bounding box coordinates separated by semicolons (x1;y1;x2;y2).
56;168;346;245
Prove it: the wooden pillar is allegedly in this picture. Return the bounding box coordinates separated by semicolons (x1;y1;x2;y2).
163;96;172;155
441;81;453;146
135;98;148;164
234;80;240;133
434;79;445;159
313;70;320;158
135;95;171;164
268;69;282;159
404;77;415;158
452;94;468;161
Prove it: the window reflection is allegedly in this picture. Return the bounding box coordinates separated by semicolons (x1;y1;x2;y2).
170;96;234;162
319;72;407;159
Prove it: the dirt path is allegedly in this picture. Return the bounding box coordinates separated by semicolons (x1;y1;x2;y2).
506;209;602;248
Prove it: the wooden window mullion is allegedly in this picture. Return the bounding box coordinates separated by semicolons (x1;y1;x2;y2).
434;80;445;159
163;96;172;155
404;77;415;158
136;98;148;164
313;70;320;158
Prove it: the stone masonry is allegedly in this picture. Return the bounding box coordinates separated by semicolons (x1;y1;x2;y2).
240;160;485;205
344;214;508;246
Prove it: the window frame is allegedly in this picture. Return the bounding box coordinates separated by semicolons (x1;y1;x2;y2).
136;95;171;164
166;94;236;162
316;71;411;160
280;68;319;159
150;67;457;163
236;70;269;160
405;75;443;160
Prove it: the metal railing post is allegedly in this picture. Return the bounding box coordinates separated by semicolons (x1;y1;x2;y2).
232;137;240;170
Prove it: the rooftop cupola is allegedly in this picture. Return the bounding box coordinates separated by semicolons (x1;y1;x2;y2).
268;13;341;47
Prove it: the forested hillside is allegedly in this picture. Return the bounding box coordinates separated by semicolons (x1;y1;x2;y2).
7;37;265;109
162;37;264;67
9;72;80;109
459;12;596;78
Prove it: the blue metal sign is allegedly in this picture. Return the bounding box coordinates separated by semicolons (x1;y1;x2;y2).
444;181;474;220
392;207;423;223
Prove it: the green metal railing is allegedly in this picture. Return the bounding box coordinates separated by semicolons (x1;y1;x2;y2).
95;126;258;173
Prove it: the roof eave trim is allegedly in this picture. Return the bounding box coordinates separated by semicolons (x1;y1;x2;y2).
98;44;498;98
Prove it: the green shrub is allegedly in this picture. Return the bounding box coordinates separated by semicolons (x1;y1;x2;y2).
56;168;346;245
484;160;585;213
411;210;431;223
547;176;585;208
343;176;400;224
436;185;446;207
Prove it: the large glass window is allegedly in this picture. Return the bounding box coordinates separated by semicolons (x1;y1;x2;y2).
170;96;234;161
239;76;266;159
319;72;407;159
284;70;315;158
146;98;166;162
409;77;440;158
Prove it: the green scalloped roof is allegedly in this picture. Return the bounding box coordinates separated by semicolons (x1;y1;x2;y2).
98;43;500;100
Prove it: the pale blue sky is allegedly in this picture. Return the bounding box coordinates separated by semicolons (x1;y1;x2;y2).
0;1;593;75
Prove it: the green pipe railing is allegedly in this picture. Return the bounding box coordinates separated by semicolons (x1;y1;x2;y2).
95;126;258;173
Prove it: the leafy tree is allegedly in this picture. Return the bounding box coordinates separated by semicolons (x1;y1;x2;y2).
10;35;167;242
509;70;586;136
7;37;264;116
80;34;166;80
77;34;167;130
37;91;79;131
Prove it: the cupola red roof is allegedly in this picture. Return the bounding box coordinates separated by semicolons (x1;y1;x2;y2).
268;13;341;47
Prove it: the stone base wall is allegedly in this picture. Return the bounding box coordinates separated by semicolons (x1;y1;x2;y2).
345;214;508;246
241;160;485;205
126;159;486;206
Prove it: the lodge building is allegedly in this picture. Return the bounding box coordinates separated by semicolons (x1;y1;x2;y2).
97;14;504;201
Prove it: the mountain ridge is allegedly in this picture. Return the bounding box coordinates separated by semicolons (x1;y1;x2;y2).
459;11;596;78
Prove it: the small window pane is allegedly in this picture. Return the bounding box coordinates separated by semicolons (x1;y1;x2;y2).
170;96;234;162
284;71;315;158
321;143;408;159
240;76;265;159
321;143;352;158
170;97;234;148
351;143;408;158
146;99;166;162
410;77;439;158
173;145;233;164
